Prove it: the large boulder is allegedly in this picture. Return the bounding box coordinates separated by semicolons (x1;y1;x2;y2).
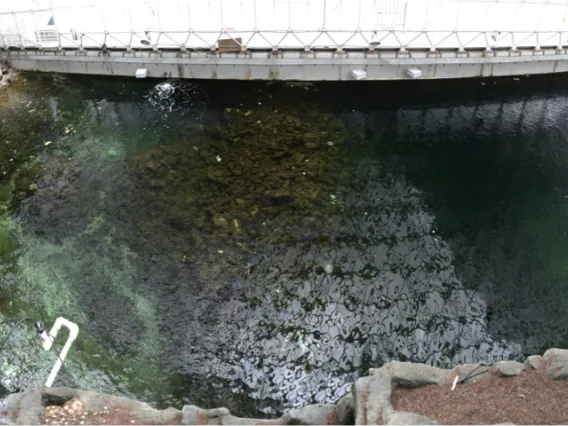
491;361;524;377
353;369;392;425
542;348;568;380
285;404;338;425
524;355;543;370
353;362;450;424
335;392;354;425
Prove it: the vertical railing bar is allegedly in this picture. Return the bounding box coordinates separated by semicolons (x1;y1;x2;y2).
51;4;63;49
254;0;257;31
184;1;192;49
423;0;430;30
455;0;464;51
208;0;212;40
306;0;310;34
30;9;39;47
535;0;546;49
126;3;133;49
127;3;134;31
13;12;24;48
100;3;107;48
239;0;244;30
454;0;461;30
156;2;162;49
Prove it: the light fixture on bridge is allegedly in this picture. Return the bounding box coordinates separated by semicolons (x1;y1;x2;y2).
406;68;422;78
136;68;148;79
349;69;367;80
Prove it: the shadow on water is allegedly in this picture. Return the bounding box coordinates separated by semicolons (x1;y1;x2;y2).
1;73;568;416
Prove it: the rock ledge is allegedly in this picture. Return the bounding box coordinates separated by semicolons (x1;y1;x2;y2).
4;348;568;425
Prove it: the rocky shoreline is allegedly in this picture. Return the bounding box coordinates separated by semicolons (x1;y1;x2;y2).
3;348;568;425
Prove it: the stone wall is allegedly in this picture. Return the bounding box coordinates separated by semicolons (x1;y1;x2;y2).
3;348;568;425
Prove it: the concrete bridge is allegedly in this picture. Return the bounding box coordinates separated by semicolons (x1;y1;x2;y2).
2;0;568;81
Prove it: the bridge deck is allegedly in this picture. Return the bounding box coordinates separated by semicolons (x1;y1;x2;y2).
2;0;568;80
3;46;568;81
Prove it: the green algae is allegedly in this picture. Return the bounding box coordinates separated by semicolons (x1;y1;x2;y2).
0;75;356;409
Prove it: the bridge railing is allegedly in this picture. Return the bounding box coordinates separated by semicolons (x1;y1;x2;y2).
1;0;567;52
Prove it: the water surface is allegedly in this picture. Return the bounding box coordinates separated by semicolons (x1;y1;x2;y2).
0;74;567;415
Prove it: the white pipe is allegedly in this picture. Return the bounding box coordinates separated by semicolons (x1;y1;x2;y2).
42;317;79;387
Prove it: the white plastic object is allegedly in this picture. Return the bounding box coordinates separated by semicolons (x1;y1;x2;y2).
42;317;79;387
451;375;459;391
407;68;422;78
135;68;148;78
349;69;367;80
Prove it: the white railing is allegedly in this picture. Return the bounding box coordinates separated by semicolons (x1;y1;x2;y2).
1;0;567;51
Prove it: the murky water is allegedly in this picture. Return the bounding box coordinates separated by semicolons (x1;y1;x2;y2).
1;74;568;416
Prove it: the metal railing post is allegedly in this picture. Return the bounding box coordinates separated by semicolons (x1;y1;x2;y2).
48;1;62;50
535;0;546;50
30;9;38;47
100;4;107;49
155;2;162;50
13;12;25;49
126;3;133;51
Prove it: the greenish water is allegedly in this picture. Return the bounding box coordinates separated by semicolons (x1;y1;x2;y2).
1;73;568;416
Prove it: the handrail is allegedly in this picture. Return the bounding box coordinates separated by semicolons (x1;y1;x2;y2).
2;30;566;51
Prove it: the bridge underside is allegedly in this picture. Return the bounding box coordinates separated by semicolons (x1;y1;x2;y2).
3;47;568;81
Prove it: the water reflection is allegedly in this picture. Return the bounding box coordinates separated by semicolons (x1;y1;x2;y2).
1;76;568;416
172;156;520;412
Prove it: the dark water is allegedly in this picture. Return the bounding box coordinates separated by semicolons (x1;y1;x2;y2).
1;74;568;416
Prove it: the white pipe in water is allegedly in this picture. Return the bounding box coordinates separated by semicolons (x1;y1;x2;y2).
42;317;79;387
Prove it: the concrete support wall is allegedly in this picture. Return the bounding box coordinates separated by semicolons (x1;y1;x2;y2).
3;47;568;80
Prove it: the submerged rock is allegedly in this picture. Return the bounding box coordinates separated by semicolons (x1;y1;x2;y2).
127;100;344;287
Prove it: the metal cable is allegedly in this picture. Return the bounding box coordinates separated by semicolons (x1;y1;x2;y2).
457;363;490;384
